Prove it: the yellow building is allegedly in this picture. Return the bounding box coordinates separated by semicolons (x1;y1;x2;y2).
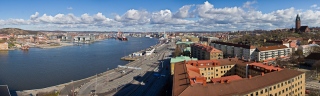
191;43;223;60
172;58;305;96
0;42;9;50
170;56;198;75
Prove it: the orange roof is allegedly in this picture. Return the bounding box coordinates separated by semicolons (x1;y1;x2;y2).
250;62;282;71
192;43;222;53
211;75;242;83
257;45;288;51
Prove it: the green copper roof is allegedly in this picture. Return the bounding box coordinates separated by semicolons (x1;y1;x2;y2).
183;47;191;52
176;41;194;45
170;56;197;63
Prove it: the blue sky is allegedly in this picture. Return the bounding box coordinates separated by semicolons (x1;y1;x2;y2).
0;0;320;31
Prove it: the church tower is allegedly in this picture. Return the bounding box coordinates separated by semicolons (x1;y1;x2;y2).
295;14;301;31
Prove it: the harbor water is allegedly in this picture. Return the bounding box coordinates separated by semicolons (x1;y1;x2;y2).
0;37;158;91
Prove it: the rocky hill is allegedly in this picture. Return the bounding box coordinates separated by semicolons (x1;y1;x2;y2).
0;28;39;35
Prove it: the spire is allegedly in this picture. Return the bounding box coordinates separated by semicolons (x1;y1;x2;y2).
296;14;300;21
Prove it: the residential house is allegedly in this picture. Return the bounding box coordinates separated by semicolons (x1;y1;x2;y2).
191;43;223;60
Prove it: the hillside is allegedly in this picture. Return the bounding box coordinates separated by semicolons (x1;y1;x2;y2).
0;28;39;35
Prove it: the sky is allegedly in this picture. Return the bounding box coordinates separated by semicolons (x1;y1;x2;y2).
0;0;320;32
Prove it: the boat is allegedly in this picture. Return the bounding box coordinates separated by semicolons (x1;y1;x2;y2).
21;45;29;50
117;29;128;41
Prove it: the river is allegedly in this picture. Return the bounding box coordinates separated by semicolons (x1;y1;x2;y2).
0;37;158;91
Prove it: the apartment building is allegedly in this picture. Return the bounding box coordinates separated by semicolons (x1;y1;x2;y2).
170;56;198;75
191;43;223;60
0;42;8;50
256;45;292;62
210;41;256;61
172;58;305;96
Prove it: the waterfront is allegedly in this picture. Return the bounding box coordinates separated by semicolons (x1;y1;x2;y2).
0;37;158;91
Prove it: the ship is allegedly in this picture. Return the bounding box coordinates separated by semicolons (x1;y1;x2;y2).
21;45;29;50
117;29;128;41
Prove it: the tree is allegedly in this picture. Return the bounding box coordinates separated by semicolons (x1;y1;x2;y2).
174;46;182;57
310;46;320;53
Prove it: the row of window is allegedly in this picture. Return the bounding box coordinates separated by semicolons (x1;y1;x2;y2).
248;75;303;96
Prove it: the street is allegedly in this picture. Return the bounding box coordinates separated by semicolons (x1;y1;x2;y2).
59;42;174;96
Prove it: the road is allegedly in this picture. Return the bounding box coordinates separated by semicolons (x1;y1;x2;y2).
65;41;174;96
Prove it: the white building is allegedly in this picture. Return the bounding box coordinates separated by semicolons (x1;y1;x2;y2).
256;45;292;62
145;48;155;56
210;42;256;61
211;42;292;62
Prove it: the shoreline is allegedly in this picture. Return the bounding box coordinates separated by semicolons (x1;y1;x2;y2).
16;39;161;96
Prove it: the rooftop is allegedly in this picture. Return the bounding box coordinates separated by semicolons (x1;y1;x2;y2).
192;43;222;53
0;85;10;96
211;41;256;49
170;56;198;64
257;45;288;51
172;62;303;96
176;41;195;45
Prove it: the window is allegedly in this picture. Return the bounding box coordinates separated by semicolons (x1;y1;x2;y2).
260;90;263;94
278;84;280;88
274;86;276;89
216;74;218;76
250;93;253;96
256;92;258;96
265;89;268;92
216;69;218;72
202;73;204;75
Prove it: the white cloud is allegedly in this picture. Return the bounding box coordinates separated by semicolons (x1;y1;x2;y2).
1;1;320;31
67;7;73;10
173;5;194;18
114;9;150;26
243;1;257;9
311;4;317;8
30;12;39;20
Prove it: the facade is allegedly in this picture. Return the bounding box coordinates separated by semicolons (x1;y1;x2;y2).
210;41;256;61
297;45;311;57
256;45;292;63
172;58;305;96
191;43;223;60
211;41;292;62
170;56;198;75
0;42;9;50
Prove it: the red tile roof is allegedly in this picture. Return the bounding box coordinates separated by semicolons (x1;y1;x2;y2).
192;43;222;53
211;75;242;83
257;45;288;51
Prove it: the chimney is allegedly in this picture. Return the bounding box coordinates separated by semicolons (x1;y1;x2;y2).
220;80;224;84
277;69;279;71
229;59;232;61
282;66;286;68
248;75;252;79
203;79;207;86
226;80;231;83
261;72;264;76
190;78;195;85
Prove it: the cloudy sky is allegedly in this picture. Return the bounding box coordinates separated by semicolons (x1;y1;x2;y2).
0;0;320;32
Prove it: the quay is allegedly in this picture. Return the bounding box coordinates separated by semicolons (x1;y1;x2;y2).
120;43;165;61
16;41;171;96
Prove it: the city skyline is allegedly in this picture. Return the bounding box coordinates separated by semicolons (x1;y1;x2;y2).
0;0;320;31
